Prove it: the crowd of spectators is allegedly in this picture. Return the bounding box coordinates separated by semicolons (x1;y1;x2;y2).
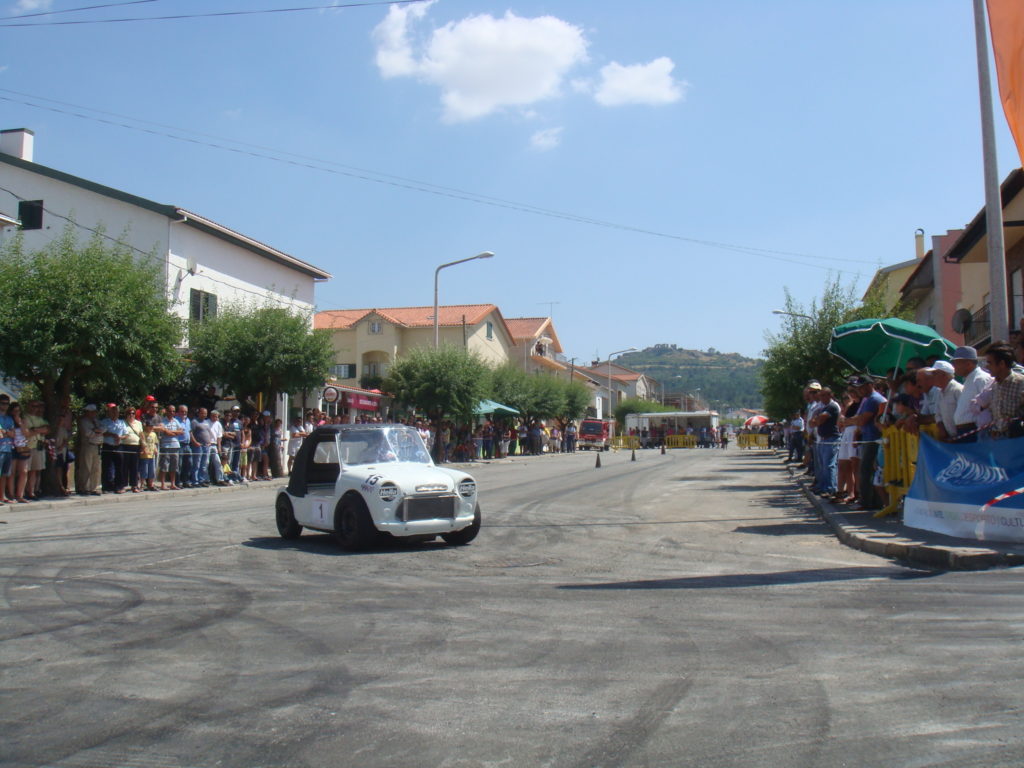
782;336;1024;512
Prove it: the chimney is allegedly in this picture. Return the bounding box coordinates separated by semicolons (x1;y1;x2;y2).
0;128;34;162
914;228;925;259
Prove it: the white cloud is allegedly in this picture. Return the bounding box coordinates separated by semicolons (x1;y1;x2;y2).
594;57;686;107
14;0;52;11
530;127;563;151
374;5;588;123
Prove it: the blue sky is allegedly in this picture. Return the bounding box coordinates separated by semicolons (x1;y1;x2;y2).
1;0;1020;360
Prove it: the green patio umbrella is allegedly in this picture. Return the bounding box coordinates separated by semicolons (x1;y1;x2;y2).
474;399;520;416
827;318;956;376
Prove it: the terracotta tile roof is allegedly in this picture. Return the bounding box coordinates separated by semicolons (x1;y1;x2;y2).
505;317;549;339
315;304;509;335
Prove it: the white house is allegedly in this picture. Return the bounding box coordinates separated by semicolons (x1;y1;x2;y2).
0;128;331;324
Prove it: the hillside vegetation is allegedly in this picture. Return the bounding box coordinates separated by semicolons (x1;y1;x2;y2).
617;345;763;410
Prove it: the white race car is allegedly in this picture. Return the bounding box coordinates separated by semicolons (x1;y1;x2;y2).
274;424;481;550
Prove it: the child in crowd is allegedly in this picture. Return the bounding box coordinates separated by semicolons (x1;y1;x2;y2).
139;421;159;491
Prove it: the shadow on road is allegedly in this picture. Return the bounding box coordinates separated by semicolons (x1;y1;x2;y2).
242;535;450;556
558;565;944;591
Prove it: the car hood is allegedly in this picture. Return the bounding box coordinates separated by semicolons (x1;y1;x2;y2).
343;463;472;493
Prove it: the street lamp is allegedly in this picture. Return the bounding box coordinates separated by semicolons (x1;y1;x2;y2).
772;309;813;320
603;347;637;419
434;251;494;347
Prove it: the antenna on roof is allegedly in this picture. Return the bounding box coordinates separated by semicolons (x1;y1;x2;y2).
537;301;560;318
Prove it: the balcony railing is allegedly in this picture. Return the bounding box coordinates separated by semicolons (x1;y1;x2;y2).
964;303;991;348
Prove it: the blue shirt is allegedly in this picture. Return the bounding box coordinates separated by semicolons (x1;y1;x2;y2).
160;417;184;449
857;391;887;442
0;413;13;452
99;417;128;446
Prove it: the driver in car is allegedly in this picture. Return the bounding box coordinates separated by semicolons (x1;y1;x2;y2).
357;432;397;464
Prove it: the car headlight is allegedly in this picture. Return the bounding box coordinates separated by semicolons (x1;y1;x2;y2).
458;480;476;498
379;483;400;501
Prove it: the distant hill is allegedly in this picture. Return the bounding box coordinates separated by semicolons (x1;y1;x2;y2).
616;345;763;410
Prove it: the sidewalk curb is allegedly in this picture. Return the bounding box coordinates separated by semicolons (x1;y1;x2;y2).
0;479;283;513
784;460;1024;571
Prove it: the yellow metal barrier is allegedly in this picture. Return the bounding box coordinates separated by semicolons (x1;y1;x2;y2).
877;423;939;518
737;434;770;449
665;435;697;449
611;436;640;450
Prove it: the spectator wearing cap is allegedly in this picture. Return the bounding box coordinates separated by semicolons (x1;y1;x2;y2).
208;410;228;485
99;403;128;493
803;382;823;475
121;405;144;493
984;341;1024;439
75;404;104;495
852;376;886;510
951;346;993;441
810;387;841;497
918;363;962;441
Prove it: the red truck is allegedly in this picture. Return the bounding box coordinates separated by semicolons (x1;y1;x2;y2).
578;418;614;451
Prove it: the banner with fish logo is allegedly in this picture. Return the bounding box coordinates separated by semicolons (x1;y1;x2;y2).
904;434;1024;543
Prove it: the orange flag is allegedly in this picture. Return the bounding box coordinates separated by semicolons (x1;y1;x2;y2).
987;0;1024;167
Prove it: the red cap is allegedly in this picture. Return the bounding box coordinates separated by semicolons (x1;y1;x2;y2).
145;395;157;402
106;403;118;409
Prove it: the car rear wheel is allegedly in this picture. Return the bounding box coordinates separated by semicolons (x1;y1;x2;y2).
275;495;302;540
442;504;481;546
334;495;377;551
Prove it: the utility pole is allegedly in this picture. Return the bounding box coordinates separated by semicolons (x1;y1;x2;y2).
973;0;1009;341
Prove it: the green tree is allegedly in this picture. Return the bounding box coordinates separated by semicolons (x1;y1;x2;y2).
760;275;892;419
188;303;333;410
555;381;591;427
383;345;490;460
487;363;531;416
0;226;182;418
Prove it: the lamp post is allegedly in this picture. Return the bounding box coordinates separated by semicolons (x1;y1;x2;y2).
603;347;637;420
434;251;494;347
772;309;813;321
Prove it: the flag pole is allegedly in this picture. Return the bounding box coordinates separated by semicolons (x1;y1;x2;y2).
973;0;1009;342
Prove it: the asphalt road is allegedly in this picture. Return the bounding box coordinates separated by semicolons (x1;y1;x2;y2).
3;448;1023;768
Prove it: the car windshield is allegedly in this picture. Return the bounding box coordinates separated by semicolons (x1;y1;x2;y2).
337;426;432;466
580;422;603;434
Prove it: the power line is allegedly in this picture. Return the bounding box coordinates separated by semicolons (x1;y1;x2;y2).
0;0;425;27
0;184;310;310
0;90;871;275
2;1;163;21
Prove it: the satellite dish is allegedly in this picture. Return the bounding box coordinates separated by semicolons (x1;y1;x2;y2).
951;308;973;335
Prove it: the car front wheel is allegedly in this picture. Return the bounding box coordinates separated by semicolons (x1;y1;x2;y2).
275;495;302;540
334;495;377;551
442;505;481;546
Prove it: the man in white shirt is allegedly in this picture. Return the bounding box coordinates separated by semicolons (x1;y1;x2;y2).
918;362;962;440
951;346;993;442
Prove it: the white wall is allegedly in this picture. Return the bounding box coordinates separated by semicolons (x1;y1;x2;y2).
0;162;171;279
169;222;316;319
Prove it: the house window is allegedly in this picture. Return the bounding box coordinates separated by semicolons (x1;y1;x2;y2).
366;362;381;377
486;321;494;340
330;363;356;379
189;289;217;322
18;200;43;230
368;321;383;334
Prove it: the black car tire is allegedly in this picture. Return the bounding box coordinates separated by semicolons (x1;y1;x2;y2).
275;495;302;540
442;504;481;546
334;495;377;551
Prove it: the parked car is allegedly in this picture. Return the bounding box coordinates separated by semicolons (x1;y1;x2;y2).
274;424;481;550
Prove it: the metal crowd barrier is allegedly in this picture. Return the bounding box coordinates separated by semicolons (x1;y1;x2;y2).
611;436;640;450
737;434;770;449
878;423;939;518
664;435;698;449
